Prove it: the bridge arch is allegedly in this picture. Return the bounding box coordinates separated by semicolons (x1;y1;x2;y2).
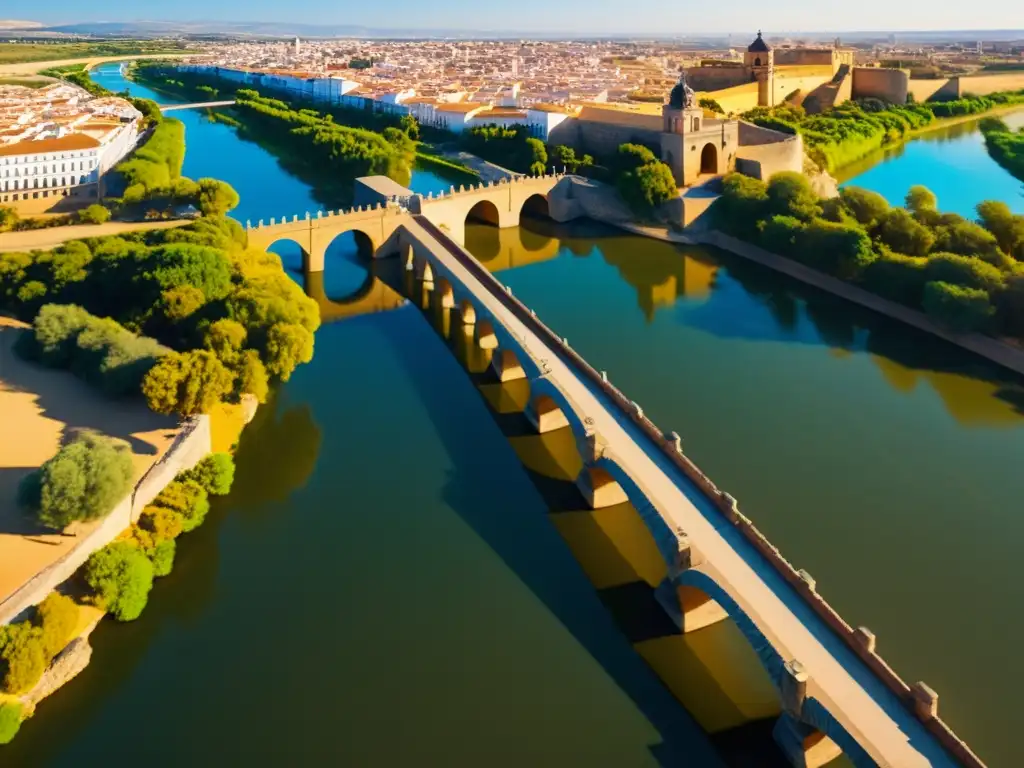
525;393;570;434
519;192;550;220
466;199;501;227
267;236;311;273
323;227;377;262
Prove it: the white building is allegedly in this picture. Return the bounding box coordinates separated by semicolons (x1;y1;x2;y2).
0;108;141;213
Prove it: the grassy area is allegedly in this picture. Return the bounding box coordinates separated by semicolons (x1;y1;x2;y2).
414;150;480;181
0;77;51;88
0;41;188;66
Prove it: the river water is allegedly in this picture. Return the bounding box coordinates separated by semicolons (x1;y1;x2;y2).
7;63;1024;766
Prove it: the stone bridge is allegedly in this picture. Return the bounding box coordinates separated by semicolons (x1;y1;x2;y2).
244;173;568;271
244;177;986;768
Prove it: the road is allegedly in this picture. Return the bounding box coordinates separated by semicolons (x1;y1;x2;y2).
0;220;190;253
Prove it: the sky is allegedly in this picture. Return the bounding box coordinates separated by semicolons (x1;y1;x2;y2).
12;0;1024;35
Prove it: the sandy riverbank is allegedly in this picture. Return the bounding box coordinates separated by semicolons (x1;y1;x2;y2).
0;317;179;608
0;53;195;77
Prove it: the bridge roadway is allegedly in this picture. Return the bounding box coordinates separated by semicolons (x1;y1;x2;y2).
404;214;961;768
159;100;236;112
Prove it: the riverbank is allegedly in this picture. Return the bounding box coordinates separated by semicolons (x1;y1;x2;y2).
619;219;1024;378
0;53;194;77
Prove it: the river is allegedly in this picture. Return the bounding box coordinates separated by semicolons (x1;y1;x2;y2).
7;63;1024;766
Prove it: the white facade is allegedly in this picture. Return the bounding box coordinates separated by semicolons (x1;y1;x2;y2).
180;65;359;106
0;121;140;209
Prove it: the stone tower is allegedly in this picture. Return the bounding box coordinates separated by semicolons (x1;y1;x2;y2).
660;72;702;185
744;31;775;107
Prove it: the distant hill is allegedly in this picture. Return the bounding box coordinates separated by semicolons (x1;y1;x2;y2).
0;20;44;29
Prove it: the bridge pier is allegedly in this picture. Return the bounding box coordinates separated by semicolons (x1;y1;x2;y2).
459;300;476;326
476;320;498;350
491;349;527;383
576;466;629;508
524;394;570;433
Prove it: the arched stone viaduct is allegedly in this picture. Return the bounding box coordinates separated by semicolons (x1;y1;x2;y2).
245;175;986;768
244;173;566;272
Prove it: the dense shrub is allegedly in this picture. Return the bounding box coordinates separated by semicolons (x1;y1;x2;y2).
878;209;935;256
78;204;112;225
180;453;236;496
981;117;1024;183
839;186;889;227
18;431;134;531
34;593;80;660
922;281;995;332
82;542;154;622
766;172;821;221
0;702;22;745
142;349;236;416
461;124;549;174
0;623;46;694
18;304;168;396
150;479;210;533
612;143;678;215
151;540;176;577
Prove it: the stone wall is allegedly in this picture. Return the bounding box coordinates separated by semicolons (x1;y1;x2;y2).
852;67;910;104
908;77;961;103
959;72;1024;96
0;416;212;626
686;66;751;92
702;82;760;114
770;70;836;107
571;119;663;161
735;122;804;180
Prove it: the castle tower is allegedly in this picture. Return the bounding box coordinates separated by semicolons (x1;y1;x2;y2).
659;73;702;185
744;31;774;107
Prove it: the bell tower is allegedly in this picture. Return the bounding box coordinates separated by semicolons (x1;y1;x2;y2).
660;72;700;185
744;31;775;107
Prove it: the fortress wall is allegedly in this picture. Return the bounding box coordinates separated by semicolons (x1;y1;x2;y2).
701;82;760;114
771;71;835;106
736;125;804;180
852;67;909;104
686;67;751;91
907;77;960;102
958;72;1024;96
573;120;663;160
775;49;835;67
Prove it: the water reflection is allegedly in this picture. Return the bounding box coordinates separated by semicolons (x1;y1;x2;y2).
387;265;791;765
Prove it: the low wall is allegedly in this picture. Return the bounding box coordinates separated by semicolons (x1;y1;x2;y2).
571;115;663;159
0;415;212;626
908;77;961;103
852;67;910;104
959;72;1024;96
702;82;760;114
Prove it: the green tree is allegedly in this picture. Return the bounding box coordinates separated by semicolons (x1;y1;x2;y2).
157;284;206;324
235;349;270;403
0;206;19;233
0;702;22;745
18;431;134;531
976;200;1024;258
195;178;239;217
934;219;1002;261
77;204;112;225
399;113;420;140
766;172;821;221
719;173;769;237
150;479;210;532
922;280;995;332
758;215;804;257
34;593;79;660
699;97;724;113
82;542;154;621
839;186;890;228
0;623;46;694
138;504;185;542
151;540;176;577
924;252;1005;292
203;318;247;367
802;218;878;278
264;322;314;381
180;453;236;496
877;208;935;256
142;349;235;416
905;185;938;217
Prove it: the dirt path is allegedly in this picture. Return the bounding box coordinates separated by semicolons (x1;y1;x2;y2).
0;53;194;76
0;220;190;253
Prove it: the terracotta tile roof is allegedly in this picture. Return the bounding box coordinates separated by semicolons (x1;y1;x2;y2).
0;133;101;158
